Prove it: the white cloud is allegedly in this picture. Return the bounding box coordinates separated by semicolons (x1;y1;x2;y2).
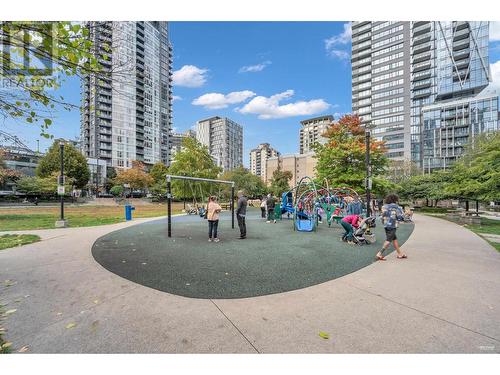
172;65;208;87
237;89;330;119
172;95;182;101
192;90;256;110
325;22;352;60
490;22;500;42
487;60;500;93
239;60;272;73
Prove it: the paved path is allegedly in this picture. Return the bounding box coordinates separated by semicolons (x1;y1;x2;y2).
1;214;499;353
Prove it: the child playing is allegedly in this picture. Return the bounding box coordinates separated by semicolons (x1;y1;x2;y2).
376;193;407;260
207;196;222;242
341;214;363;244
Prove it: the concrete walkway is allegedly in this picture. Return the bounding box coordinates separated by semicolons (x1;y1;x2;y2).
1;214;499;353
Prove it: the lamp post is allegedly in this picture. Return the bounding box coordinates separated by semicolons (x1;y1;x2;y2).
55;141;68;227
365;128;372;217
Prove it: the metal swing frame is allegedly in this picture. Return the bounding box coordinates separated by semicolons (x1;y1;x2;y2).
165;175;235;238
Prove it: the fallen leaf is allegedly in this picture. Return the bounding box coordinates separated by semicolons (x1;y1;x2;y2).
93;300;99;304
319;332;330;340
18;345;29;353
91;320;99;330
2;342;12;349
66;323;76;329
14;299;22;303
4;309;17;315
56;312;63;316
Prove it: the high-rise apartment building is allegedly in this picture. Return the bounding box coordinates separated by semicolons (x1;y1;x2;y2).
299;115;333;154
410;21;498;170
351;21;411;161
249;143;280;182
196;116;243;171
81;21;173;169
351;21;499;170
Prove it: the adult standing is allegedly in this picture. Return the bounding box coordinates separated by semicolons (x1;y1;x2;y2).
236;190;248;239
207;196;222;242
260;195;267;218
266;193;276;223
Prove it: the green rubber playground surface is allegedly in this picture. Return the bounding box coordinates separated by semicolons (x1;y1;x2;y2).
92;211;414;299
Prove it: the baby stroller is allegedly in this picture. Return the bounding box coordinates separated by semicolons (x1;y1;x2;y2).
352;216;377;245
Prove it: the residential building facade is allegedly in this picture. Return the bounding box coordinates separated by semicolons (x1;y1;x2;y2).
351;21;411;161
196;116;243;172
299;115;333;154
249;143;280;182
80;21;173;169
265;153;317;187
351;21;499;170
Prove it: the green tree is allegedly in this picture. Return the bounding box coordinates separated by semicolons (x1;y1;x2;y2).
445;132;500;202
168;137;221;200
113;161;153;190
313;114;388;195
220;166;267;199
269;168;293;196
36;140;89;188
17;172;75;195
399;170;451;206
104;166;117;191
149;161;169;197
0;22;116;136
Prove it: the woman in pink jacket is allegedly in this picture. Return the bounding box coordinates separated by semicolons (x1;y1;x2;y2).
341;214;363;244
207;196;222;242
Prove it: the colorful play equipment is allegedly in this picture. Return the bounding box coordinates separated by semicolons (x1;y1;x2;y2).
278;177;361;232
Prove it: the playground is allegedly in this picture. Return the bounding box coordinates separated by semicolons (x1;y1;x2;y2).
92;210;414;299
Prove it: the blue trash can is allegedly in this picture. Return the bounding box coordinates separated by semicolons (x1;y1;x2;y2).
125;204;135;221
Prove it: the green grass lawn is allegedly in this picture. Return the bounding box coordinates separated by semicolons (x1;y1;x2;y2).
464;218;500;252
0;234;40;250
0;204;184;231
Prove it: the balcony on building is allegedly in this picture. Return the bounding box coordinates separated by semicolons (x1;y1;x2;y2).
452;38;470;51
413;41;431;55
412;59;432;72
412;22;431;36
412;33;431;46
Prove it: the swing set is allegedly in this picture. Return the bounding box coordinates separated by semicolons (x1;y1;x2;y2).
165;175;235;238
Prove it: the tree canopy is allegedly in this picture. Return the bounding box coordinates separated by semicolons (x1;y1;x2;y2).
36;140;89;188
219;166;267;199
313;114;389;195
168;137;221;200
444;132;500;202
269;168;293;197
113;161;153;190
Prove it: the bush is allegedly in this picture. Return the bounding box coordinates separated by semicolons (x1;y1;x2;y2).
110;185;124;197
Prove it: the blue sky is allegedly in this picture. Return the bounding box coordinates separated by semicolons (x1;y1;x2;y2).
3;21;500;167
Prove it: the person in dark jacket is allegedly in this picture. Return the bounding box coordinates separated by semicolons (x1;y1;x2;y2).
266;193;276;223
236;190;247;239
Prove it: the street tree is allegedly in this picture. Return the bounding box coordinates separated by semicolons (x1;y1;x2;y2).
36;139;89;188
